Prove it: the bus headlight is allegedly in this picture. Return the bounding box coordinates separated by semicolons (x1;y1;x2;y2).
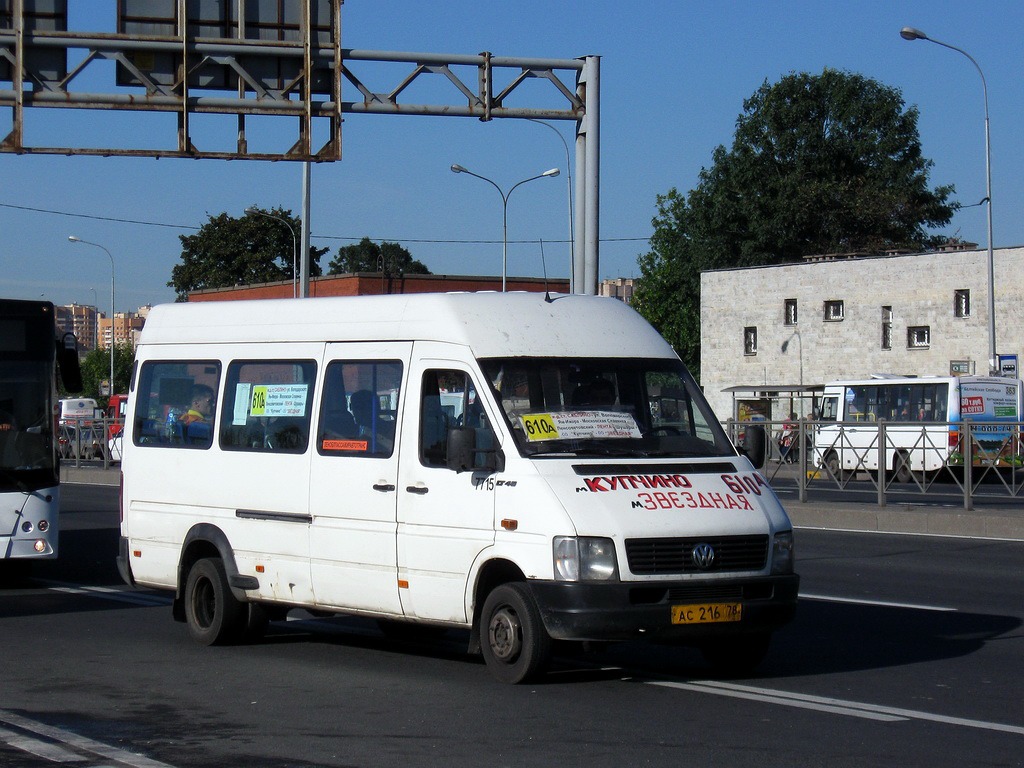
21;521;33;533
771;531;795;575
34;540;46;553
553;536;619;582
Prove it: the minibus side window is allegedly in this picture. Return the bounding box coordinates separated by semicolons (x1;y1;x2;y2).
317;360;402;458
133;361;221;449
218;360;316;453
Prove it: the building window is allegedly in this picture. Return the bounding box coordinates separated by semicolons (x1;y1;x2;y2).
784;298;798;326
881;306;893;350
907;326;931;349
954;289;971;318
743;327;757;356
823;300;844;322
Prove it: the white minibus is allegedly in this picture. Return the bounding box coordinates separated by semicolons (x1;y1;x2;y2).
814;375;1023;481
117;293;798;683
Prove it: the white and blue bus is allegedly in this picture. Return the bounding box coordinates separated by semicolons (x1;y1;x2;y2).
0;299;82;564
814;375;1023;481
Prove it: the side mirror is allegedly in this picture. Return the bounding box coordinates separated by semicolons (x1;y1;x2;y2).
57;333;83;392
740;423;767;469
446;426;504;473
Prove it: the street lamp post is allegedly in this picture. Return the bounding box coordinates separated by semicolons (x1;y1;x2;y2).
525;119;575;291
245;207;299;299
450;164;560;292
901;26;997;374
68;236;115;396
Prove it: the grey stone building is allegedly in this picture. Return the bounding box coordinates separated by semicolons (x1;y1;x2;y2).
699;245;1023;422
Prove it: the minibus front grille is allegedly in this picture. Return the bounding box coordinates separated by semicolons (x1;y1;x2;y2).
625;535;769;575
629;583;773;605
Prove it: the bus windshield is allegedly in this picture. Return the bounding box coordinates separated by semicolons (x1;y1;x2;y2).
479;357;734;459
0;359;57;490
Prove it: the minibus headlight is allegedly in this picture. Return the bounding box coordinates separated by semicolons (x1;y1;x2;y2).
771;531;795;575
553;536;619;582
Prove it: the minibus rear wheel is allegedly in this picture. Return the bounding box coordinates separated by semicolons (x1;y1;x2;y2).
184;557;247;645
479;583;552;684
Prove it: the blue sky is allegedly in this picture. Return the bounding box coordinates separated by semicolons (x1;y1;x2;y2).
2;1;1022;311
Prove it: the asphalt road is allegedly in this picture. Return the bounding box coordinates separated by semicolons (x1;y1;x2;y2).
0;484;1021;768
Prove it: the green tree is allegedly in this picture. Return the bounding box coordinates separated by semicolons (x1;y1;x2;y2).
634;68;957;379
327;237;430;276
75;343;135;403
169;209;327;301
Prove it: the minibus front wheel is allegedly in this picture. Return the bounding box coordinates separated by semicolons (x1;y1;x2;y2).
479;583;552;684
184;557;247;645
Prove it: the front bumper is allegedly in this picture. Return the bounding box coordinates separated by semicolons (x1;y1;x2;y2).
529;574;799;642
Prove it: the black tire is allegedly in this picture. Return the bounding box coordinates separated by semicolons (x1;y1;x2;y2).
184;557;247;645
894;452;913;484
479;583;552;684
701;632;771;676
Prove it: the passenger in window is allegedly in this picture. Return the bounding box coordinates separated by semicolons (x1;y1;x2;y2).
573;377;616;408
181;384;215;426
350;389;394;454
589;378;616;407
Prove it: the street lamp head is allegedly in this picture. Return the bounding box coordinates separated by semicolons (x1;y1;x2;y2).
68;235;81;243
542;168;560;178
450;164;467;174
244;206;258;215
900;26;928;41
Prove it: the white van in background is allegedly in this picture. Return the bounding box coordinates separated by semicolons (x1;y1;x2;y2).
117;293;798;683
58;397;103;460
58;397;99;425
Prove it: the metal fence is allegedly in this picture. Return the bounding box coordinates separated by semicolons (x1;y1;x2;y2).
727;417;1024;510
58;416;123;469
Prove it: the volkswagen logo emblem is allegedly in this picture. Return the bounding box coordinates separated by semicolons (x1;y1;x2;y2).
691;542;716;569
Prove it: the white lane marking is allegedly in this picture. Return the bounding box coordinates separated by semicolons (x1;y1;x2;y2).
35;580;171;607
649;680;1024;735
0;724;88;763
648;680;903;722
799;593;958;612
0;710;178;767
791;523;1021;544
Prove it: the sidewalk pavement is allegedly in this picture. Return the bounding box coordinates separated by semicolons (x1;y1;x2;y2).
62;464;1024;542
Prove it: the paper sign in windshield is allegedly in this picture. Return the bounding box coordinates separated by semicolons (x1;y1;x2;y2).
519;411;642;442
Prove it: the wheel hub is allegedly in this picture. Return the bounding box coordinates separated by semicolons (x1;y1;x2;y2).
488;607;521;662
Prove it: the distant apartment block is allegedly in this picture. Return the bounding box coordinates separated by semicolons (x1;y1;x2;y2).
600;277;636;304
57;304;152;353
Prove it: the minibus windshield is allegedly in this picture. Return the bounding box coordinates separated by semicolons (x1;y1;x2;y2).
480;357;735;459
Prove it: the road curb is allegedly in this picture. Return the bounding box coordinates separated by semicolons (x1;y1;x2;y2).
788;501;1024;541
